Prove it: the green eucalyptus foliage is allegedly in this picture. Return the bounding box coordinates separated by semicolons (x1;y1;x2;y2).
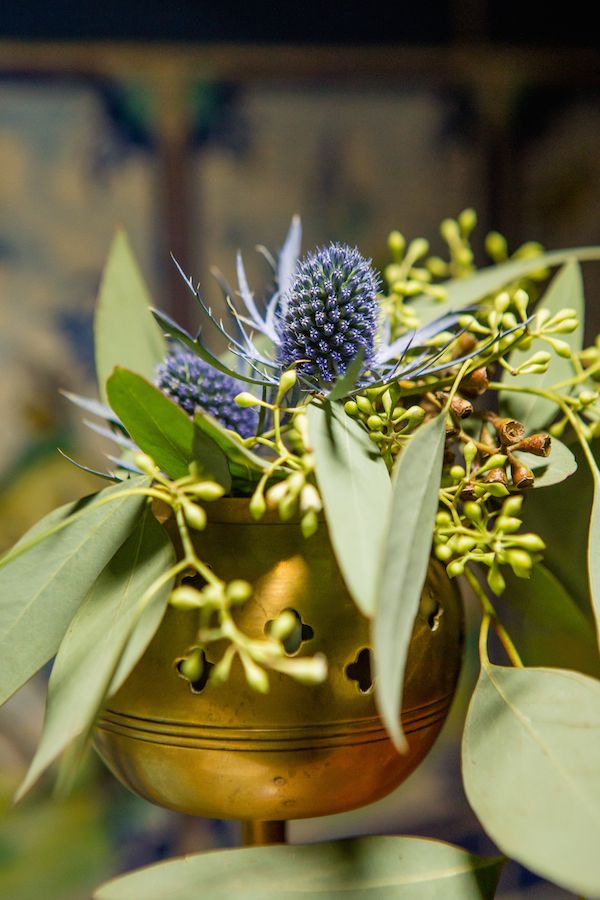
0;478;151;707
94;836;504;900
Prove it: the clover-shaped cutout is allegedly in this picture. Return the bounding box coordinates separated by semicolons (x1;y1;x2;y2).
345;647;373;693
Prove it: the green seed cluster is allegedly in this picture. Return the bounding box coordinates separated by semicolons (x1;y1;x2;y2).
344;385;425;468
434;493;545;596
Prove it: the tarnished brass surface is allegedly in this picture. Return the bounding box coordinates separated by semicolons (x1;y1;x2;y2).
94;499;463;821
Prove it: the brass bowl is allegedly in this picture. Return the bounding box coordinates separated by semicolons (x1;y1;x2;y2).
94;500;463;821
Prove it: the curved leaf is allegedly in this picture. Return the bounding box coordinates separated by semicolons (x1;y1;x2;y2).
374;413;446;751
106;368;231;489
501;261;584;429
0;478;150;707
463;663;600;897
307;402;391;617
95;230;166;403
413;245;600;326
94;835;503;900
16;507;175;799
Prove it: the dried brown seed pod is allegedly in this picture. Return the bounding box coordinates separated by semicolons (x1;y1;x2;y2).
512;433;552;457
483;467;509;486
509;456;535;489
460;367;489;397
488;415;526;446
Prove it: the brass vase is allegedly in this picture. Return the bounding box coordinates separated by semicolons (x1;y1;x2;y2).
94;500;463;822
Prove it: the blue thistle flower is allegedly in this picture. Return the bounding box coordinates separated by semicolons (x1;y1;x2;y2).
156;347;258;438
276;243;381;384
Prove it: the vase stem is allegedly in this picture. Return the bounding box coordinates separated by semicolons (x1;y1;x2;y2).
241;819;287;846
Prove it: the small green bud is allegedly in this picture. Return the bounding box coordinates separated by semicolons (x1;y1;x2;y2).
477;453;508;474
487;564;506;596
277;368;297;401
387;230;406;258
186;481;225;502
450;465;465;481
494;291;511;314
266;482;288;507
226;580;253;604
406;405;425;427
169;585;203;611
463;501;482;522
458;207;477;234
276;654;328;685
485;231;508;261
367;414;384;431
544;337;572;359
269;609;298;642
235;391;261;407
512;289;530;318
435;511;452;527
134;452;158;476
408;237;429;260
463;441;477;469
549;418;567;438
502;495;523;516
495;516;522;534
241;655;270;694
484;482;510;498
368;431;385;444
178;648;205;683
551;317;578;334
578;390;598;407
435;543;453;562
446;559;465;578
454;535;477;554
301;509;319;538
344;400;359;417
511;533;545;552
356;395;373;415
427;257;448;278
210;650;235;685
506;548;533;577
249;490;266;520
182;500;207;530
300;483;322;513
440;219;459;244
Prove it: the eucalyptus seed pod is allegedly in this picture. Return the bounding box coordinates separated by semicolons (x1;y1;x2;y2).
510;456;535;489
488;415;526;446
513;433;551;457
460;367;489;397
483;467;509;487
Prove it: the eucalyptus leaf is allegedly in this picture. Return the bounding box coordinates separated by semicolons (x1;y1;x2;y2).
463;663;600;897
307;402;391;617
0;478;150;707
327;348;365;402
374;413;446;751
589;460;600;647
501;261;584;429
106;368;231;489
413;245;600;326
16;507;175;799
514;436;577;488
95;230;166;404
499;564;600;677
94;835;503;900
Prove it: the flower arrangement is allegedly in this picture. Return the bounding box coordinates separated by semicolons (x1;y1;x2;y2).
2;211;600;898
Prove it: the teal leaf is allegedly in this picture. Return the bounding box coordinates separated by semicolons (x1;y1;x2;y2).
514;436;577;488
501;261;585;430
307;402;391;617
0;478;150;707
463;663;600;897
94;835;503;900
374;413;446;751
499;564;600;677
589;460;600;647
95;230;166;403
413;245;600;326
106;368;231;489
16;507;175;799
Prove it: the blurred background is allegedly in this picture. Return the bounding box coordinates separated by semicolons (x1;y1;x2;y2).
1;3;599;898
